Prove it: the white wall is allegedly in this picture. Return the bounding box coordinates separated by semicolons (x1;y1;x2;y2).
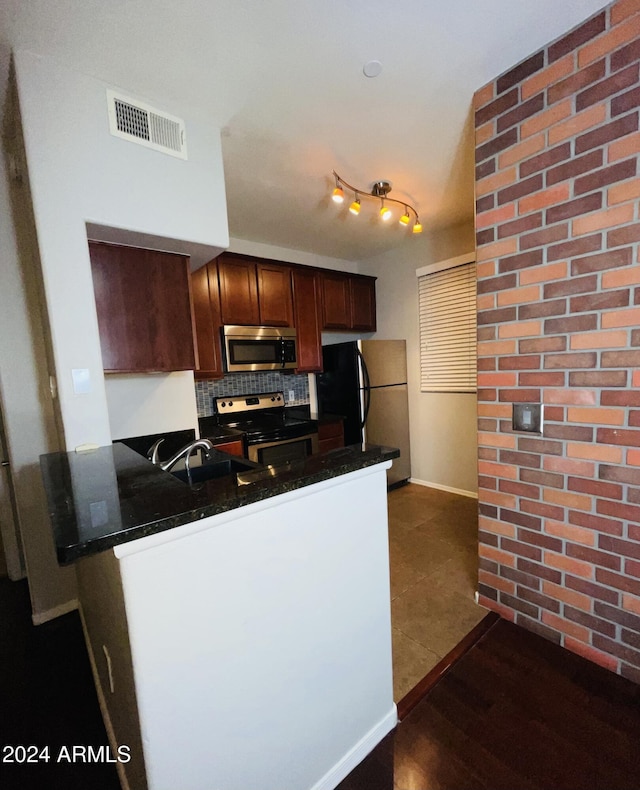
14;50;228;451
360;221;478;496
0;56;78;616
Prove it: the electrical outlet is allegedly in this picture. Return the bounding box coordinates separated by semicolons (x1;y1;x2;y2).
288;389;295;402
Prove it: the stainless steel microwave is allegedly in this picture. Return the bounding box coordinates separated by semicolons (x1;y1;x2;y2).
222;325;298;372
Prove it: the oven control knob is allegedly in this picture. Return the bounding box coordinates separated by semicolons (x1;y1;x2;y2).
221;401;226;408
276;395;281;401
271;396;275;401
228;401;233;406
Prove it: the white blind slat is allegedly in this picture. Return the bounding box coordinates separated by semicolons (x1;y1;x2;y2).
419;261;477;393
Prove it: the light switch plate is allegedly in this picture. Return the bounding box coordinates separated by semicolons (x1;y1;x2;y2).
512;403;543;434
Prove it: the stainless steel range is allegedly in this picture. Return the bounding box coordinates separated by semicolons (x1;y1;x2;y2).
213;391;318;466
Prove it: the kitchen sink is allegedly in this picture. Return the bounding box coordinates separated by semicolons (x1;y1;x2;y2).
171;457;259;485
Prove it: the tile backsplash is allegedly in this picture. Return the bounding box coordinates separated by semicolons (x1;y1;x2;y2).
195;372;310;417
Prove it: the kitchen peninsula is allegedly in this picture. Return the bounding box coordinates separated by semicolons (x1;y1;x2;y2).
40;443;399;790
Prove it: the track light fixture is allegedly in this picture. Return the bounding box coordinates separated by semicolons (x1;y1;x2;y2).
330;170;422;233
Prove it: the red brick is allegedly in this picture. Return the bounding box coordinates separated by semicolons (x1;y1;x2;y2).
520;499;565;521
568;476;623;499
497;213;543;240
498;354;541;369
497;389;541;404
546;149;603;186
606;307;640;330
500;537;542;562
548;12;606;63
498;249;543;274
599;535;640;561
474;82;495;112
477;306;517;325
570;289;630;313
476;128;519;164
601;349;640;367
542;610;591;641
499;479;540;499
572;204;635;235
544;388;596;405
608;176;640;204
500;508;542;531
608;222;640;247
546;234;602;262
519;142;571;178
566;543;621;571
575;112;640;155
574;158;638;196
517;586;561;613
499;449;541;468
576;63;640;112
597;497;640;520
592;633;640;666
544;456;594;477
477;272;517;294
477;166;519;197
544;520;595;547
476;88;519;126
519;336;567;353
518;372;565;386
476;159;496;181
579;12;640;67
571;247;632;275
520;469;564;489
566;573;621;604
564;605;616;637
521;100;572;138
569;370;628;387
499;134;546;168
595;600;640;632
519;184;570;215
567;443;624;463
497;94;545;134
611;37;640;72
522;54;574;99
612;0;640;25
520;226;569;252
602;390;640;407
544;274;598;298
477;228;495;247
546;424;594;442
612;85;640;117
546;192;603;225
518;557;562;584
549;104;607;145
548;58;606;105
571;330;629;350
544;317;598;337
476;203;516;230
497;51;545;94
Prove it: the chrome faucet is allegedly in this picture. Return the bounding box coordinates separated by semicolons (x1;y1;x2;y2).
147;438;216;475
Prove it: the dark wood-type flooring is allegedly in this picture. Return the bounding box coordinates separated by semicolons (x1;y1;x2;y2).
338;616;640;790
0;578;120;790
4;573;640;789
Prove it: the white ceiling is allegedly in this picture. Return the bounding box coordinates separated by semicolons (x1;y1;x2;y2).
2;0;607;261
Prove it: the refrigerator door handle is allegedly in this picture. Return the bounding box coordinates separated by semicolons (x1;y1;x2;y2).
356;348;371;429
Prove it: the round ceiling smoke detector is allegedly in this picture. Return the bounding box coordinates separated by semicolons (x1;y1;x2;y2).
363;60;382;78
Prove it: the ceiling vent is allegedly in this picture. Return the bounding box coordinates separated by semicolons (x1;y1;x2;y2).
106;90;187;160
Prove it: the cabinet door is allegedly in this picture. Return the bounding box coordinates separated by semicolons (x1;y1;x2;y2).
257;263;293;327
349;277;377;332
89;242;196;372
218;255;260;326
192;260;224;379
321;272;351;330
292;268;323;372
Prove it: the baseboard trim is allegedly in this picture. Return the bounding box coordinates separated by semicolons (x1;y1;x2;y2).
409;477;478;499
397;612;500;721
310;705;398;790
31;598;79;625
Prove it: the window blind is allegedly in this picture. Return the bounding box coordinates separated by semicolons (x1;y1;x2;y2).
418;261;477;393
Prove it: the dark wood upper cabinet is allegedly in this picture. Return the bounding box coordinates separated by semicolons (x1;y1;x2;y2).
291;268;323;373
349;277;377;332
89;241;196;373
218;254;260;326
321;272;351;330
192;260;224;379
257;262;294;327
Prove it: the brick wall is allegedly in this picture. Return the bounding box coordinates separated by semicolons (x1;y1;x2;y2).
474;0;640;682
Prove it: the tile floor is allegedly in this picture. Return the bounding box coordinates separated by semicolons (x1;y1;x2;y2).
387;482;486;700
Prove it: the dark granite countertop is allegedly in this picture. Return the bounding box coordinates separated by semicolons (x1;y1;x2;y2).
40;442;399;565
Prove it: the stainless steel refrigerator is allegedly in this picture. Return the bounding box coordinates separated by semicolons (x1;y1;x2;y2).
316;339;411;487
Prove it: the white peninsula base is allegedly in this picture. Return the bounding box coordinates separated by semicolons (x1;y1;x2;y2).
76;461;396;790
